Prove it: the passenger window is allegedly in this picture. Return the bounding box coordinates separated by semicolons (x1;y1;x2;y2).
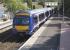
39;13;45;21
52;10;53;13
33;16;38;25
50;10;52;14
45;11;49;17
50;10;53;15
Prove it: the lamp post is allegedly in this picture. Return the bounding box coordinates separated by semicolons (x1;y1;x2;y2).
63;0;64;23
57;0;61;17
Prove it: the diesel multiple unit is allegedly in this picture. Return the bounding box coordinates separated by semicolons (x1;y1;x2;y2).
13;7;55;35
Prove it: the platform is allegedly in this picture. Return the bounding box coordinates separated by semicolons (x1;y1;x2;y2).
60;17;70;50
18;16;62;50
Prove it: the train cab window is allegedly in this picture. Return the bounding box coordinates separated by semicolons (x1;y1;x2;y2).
45;11;49;17
14;15;29;25
33;16;38;25
39;13;45;21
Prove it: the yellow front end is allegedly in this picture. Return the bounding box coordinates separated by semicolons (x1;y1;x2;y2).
15;25;29;32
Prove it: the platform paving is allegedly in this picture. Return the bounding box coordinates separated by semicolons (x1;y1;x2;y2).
60;17;70;50
18;16;62;50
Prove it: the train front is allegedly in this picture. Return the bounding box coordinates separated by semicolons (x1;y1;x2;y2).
13;11;30;35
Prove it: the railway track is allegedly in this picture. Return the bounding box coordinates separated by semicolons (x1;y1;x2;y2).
0;28;30;50
0;20;12;33
0;19;46;50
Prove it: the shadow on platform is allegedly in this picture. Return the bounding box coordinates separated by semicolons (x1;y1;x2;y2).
43;23;61;28
26;34;61;50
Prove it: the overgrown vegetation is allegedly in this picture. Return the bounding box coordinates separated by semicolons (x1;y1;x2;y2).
27;0;32;9
1;0;60;13
64;0;70;17
45;0;58;2
59;0;70;17
3;0;28;13
38;0;45;8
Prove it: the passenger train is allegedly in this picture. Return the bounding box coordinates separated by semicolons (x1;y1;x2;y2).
13;7;55;35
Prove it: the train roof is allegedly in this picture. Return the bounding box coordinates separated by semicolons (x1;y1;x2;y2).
29;7;54;15
16;7;54;15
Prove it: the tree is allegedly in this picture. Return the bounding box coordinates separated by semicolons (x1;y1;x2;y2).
27;0;32;9
3;0;28;13
64;0;70;17
45;0;58;2
0;0;3;3
38;0;45;8
59;0;70;17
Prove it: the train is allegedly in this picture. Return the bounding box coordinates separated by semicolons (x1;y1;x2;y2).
13;7;56;35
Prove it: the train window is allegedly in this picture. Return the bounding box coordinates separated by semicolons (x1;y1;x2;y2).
45;11;49;17
54;8;57;14
14;16;29;25
52;10;53;13
33;16;38;25
50;10;52;14
51;10;53;14
39;13;45;21
50;10;53;15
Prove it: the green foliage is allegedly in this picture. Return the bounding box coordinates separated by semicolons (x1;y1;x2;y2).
3;0;28;13
45;0;58;2
0;0;3;3
64;0;70;17
60;0;70;17
38;0;45;7
27;0;32;9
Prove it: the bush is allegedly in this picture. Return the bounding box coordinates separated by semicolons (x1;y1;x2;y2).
38;1;45;8
60;0;70;17
3;0;28;13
